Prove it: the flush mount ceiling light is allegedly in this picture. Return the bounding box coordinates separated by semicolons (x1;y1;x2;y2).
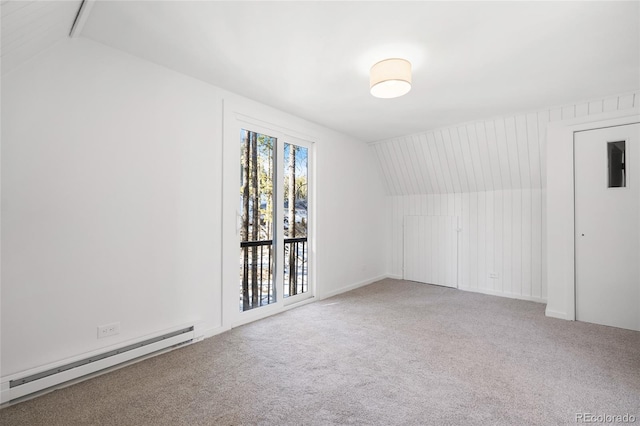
369;58;412;99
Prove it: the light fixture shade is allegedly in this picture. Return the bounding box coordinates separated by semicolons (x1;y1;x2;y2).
370;58;412;98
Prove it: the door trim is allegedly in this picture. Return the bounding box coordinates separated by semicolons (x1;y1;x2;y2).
546;109;640;321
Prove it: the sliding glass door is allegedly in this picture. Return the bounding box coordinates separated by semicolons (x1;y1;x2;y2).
235;124;313;322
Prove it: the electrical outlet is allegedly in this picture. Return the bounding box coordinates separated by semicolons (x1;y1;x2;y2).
97;322;120;339
489;272;499;279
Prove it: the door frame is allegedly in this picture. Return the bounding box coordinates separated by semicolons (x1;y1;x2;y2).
221;99;317;328
281;136;315;307
546;110;640;321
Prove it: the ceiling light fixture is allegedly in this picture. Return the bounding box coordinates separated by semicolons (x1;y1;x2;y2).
369;58;412;99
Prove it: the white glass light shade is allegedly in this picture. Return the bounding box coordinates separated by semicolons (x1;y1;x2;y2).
369;58;412;98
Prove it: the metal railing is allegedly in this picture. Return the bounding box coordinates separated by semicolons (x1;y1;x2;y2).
284;237;308;298
239;237;308;311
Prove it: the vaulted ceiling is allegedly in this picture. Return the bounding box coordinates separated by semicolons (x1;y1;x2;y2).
2;1;639;143
1;0;81;74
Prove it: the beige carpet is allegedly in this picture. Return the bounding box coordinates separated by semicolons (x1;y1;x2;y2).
1;279;639;425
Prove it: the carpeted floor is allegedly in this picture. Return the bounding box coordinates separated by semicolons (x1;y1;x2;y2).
1;279;639;425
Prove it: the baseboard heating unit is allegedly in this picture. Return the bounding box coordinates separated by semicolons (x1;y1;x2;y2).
1;326;195;404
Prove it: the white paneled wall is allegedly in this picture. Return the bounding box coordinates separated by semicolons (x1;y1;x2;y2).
403;216;458;288
375;91;639;302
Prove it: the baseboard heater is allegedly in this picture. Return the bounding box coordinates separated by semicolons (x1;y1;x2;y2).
3;326;194;403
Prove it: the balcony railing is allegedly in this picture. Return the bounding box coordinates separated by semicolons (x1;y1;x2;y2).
239;237;308;311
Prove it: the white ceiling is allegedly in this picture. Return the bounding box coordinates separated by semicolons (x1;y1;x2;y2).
4;1;640;143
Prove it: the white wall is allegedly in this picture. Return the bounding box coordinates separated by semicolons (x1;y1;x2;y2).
1;38;386;379
374;92;639;303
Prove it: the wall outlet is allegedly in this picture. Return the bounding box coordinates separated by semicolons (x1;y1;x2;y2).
97;322;120;339
489;272;499;279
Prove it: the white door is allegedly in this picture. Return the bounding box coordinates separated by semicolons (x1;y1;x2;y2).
403;215;458;288
575;123;640;331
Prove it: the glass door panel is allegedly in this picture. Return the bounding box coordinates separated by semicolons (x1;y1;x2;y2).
284;143;309;299
239;129;276;312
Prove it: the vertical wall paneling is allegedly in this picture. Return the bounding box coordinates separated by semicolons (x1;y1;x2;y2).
399;137;419;194
394;139;411;195
468;191;478;289
410;136;427;195
502;190;513;295
516;114;532;189
485;191;495;291
494;190;504;293
603;97;618;112
384;140;403;194
461;192;471;288
537;111;549;190
376;143;396;195
408;136;428;194
419;134;440;194
467;124;486;191
588;100;604;115
550;107;562;122
399;137;422;194
442;130;461;193
373;92;640;302
532;188;542;299
618;93;634;110
504;117;521;189
494;119;512;190
521;187;533;297
382;142;400;194
450;128;470;192
427;132;446;193
575;103;589;118
485;121;502;191
476;123;494;192
403;215;458;288
512;189;523;295
447;192;455;216
458;126;477;192
477;191;487;290
454;194;463;287
434;131;453;193
372;144;392;194
561;105;575;120
537;109;550;300
526;113;542;190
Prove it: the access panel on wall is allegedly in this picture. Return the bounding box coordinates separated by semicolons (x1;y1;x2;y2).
403;215;459;288
574;123;640;331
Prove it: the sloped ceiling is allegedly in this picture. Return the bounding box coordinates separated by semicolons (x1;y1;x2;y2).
372;92;638;196
2;1;639;143
1;0;81;74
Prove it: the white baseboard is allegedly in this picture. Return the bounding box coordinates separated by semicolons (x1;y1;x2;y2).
545;308;571;320
200;325;231;340
386;274;403;280
320;274;387;300
457;285;547;304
